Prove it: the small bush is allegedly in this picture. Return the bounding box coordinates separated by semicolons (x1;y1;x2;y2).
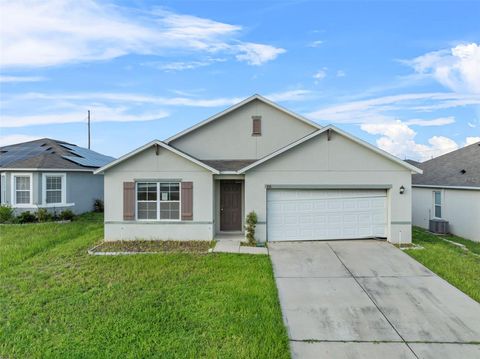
58;209;75;221
93;198;104;212
36;208;53;222
0;204;15;223
17;211;37;224
245;211;258;245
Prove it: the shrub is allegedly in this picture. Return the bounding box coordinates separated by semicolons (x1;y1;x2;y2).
0;204;15;223
17;211;37;224
58;209;75;221
93;198;104;212
245;211;258;245
36;208;52;222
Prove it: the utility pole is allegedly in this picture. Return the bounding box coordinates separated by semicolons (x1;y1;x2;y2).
87;110;91;149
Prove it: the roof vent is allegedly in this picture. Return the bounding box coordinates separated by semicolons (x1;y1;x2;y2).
460;169;466;174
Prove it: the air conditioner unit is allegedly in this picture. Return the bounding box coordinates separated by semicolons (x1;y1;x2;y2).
429;218;449;234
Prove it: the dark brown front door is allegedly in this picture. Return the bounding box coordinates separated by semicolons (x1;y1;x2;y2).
220;181;242;231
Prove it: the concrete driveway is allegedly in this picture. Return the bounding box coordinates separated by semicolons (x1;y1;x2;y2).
269;240;480;359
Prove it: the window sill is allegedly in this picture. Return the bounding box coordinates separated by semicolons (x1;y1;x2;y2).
39;203;75;208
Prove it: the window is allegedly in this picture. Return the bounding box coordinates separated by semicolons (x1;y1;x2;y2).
13;174;32;205
252;116;262;136
433;191;442;218
136;182;180;220
42;173;66;205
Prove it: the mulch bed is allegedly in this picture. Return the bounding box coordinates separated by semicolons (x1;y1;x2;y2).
90;240;212;254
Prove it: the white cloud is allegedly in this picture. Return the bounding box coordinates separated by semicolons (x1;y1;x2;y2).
314;69;327;81
0;106;169;128
308;40;323;48
265;90;312;102
405;43;480;94
336;70;346;77
235;43;286;66
361;121;459;161
466;136;480;145
405;116;455;126
0;1;285;68
151;58;226;71
0;134;42;146
0;75;46;83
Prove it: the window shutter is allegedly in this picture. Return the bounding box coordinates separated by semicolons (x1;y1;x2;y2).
181;182;193;220
123;182;135;220
252;116;261;135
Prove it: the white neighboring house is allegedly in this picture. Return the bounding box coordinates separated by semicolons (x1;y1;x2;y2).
95;94;421;244
409;141;480;242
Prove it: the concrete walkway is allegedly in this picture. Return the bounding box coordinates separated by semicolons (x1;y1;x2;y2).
212;234;268;255
269;240;480;359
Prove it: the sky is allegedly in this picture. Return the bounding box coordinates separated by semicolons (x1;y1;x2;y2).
0;0;479;161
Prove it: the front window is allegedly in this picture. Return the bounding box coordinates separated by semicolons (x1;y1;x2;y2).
137;182;180;220
14;174;32;205
434;191;442;218
45;176;62;204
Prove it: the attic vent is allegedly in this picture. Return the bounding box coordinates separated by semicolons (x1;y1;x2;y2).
252;116;262;136
460;169;466;174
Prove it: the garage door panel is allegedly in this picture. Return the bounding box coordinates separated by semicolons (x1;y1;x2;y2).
267;189;387;241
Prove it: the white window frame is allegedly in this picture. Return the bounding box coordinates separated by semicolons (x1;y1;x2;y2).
135;181;181;222
11;172;33;207
42;173;67;206
433;190;442;219
1;173;6;204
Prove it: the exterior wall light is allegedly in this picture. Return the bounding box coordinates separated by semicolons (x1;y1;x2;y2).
399;185;405;194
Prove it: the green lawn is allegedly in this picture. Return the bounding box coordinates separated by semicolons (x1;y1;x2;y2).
405;227;480;303
0;213;290;358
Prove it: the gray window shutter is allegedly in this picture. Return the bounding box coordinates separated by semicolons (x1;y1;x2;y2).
181;182;193;220
123;182;135;220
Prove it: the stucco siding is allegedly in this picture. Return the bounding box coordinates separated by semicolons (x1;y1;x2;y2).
245;131;413;243
103;145;214;241
412;187;480;242
170;99;317;160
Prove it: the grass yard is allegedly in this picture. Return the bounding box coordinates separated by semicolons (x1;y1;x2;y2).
405;227;480;303
0;213;290;358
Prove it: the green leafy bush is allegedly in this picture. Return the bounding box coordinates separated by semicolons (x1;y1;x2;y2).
93;198;104;212
17;211;37;224
245;211;258;245
0;204;15;223
36;208;52;222
58;209;75;221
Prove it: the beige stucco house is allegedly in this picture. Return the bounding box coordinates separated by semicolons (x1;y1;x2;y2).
95;95;421;243
410;141;480;242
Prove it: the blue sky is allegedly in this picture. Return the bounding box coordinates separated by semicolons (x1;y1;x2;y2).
0;0;479;161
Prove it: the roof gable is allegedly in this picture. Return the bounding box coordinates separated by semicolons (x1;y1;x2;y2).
94;140;219;174
165;94;322;144
237;125;422;174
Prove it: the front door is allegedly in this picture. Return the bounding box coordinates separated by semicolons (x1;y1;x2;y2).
220;181;242;231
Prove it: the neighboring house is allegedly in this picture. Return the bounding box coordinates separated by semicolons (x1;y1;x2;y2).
95;94;421;243
409;142;480;242
0;138;114;214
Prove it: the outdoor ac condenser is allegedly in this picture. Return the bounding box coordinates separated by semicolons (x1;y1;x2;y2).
429;218;449;234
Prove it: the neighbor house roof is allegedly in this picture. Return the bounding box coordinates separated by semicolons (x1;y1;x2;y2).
412;141;480;188
237;125;423;174
165;94;323;143
0;138;115;171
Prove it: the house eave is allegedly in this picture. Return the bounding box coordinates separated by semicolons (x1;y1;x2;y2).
413;184;480;191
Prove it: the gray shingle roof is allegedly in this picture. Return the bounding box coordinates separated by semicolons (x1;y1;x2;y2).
412;141;480;187
200;159;257;171
0;138;115;170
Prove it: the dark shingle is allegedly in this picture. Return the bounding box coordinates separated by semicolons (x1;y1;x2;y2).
412;141;480;187
0;138;114;170
200;159;257;171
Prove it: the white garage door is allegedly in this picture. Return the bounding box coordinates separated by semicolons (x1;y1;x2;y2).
267;189;387;241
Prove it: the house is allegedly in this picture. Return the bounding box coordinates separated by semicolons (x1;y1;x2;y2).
0;138;114;214
95;94;421;243
410;141;480;242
